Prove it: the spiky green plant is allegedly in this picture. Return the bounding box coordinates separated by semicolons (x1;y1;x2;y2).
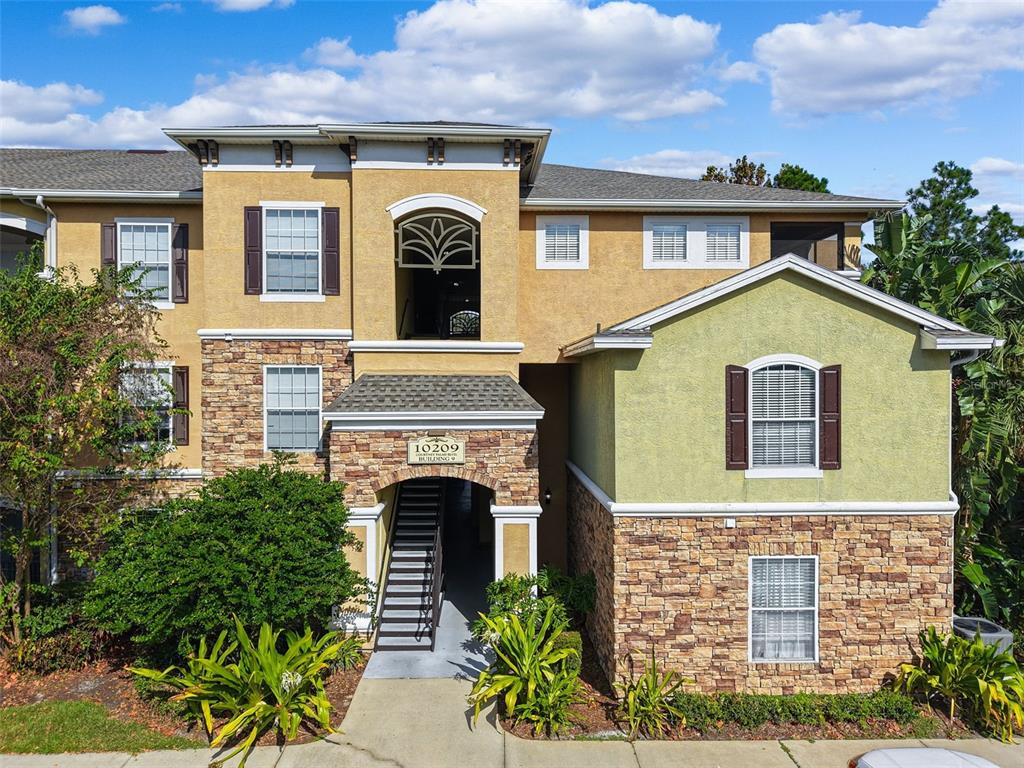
130;617;352;766
614;650;690;739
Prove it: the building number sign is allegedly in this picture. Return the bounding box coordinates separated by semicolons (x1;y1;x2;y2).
407;436;466;465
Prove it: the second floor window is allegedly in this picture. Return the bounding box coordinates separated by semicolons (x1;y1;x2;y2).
706;224;742;262
265;366;321;451
118;222;171;301
651;224;687;262
536;215;589;269
122;366;173;446
265;208;320;294
751;363;816;468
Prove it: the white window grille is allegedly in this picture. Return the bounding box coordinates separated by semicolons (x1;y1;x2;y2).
751;363;817;467
265;208;320;294
118;222;171;300
750;556;818;662
264;366;322;451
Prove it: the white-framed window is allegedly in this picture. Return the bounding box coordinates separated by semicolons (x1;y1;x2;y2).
642;216;749;269
122;364;173;447
536;215;589;270
116;219;172;305
264;365;322;452
749;555;818;663
746;354;820;479
261;203;323;300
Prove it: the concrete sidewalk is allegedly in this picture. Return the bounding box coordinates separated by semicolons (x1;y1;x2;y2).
4;679;1022;768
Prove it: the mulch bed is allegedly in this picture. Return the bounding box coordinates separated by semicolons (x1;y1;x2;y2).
503;634;960;741
0;652;368;748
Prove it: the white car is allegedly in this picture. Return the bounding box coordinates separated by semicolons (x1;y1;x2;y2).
853;748;1004;768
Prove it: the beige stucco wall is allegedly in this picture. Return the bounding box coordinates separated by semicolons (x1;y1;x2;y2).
200;171;352;330
502;522;531;575
51;202;206;469
571;271;950;503
350;168;521;375
352;351;520;377
518;211;865;363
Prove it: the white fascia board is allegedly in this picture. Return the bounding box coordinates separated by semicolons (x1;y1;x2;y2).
163;126;326;141
490;505;543;518
609;255;967;334
348;502;385;521
0;210;47;235
2;188;202;203
325;410;543;431
347;340;523;353
57;467;204;480
520;198;905;212
562;333;653;358
920;329;1003;350
197;328;353;340
320;124;551;141
566;461;958;517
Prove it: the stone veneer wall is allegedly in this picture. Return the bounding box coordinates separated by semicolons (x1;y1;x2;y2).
201;339;352;475
567;472;954;693
328;429;540;507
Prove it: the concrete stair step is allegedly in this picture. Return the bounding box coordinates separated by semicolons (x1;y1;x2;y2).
383;596;430;608
386;583;430;594
376;635;431;650
389;572;430;583
377;622;430;635
379;608;432;622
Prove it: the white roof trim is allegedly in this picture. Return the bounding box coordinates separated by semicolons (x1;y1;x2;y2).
347;340;523;353
521;198;904;212
609;255;969;335
2;188;202;202
562;333;653;358
197;328;353;340
567;461;958;517
920;329;1004;351
0;210;47;235
386;193;487;222
325;408;543;431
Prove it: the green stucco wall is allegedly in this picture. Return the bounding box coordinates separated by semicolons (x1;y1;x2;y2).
569;351;620;497
570;272;951;504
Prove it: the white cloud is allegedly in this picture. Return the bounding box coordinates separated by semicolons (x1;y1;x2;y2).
1;0;727;148
753;0;1024;116
207;0;294;10
305;38;362;69
602;149;733;179
0;81;104;124
971;157;1024;179
152;2;183;12
64;5;126;35
719;61;761;83
970;156;1024;223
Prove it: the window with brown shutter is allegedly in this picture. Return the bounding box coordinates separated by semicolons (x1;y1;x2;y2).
172;224;188;303
101;223;117;268
322;207;340;295
819;365;841;470
172;366;189;446
243;206;262;294
725;364;749;470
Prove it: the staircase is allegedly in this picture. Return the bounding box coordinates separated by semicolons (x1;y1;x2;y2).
375;479;445;651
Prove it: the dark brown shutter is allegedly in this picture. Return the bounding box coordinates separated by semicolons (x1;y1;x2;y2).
725;365;749;470
322;207;340;295
101;223;117;268
172;366;189;446
243;206;262;294
819;365;841;470
172;223;189;303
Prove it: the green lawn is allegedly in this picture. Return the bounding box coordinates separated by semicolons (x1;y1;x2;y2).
0;701;204;754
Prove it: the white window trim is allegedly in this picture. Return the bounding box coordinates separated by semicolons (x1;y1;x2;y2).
748;554;819;664
262;364;323;453
536;215;589;270
746;354;822;479
115;218;175;310
260;202;324;301
123;360;176;451
642;216;749;270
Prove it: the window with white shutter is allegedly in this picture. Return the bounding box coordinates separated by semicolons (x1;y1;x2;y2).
750;363;817;467
536;215;589;269
750;556;818;662
706;224;741;262
652;224;687;261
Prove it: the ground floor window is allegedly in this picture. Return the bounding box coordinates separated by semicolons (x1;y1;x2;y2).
264;365;322;451
749;555;818;662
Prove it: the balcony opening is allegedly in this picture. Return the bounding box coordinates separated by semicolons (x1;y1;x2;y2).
395;210;481;340
771;222;845;270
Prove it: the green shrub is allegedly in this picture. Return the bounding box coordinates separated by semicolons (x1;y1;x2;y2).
329;634;365;671
472;573;568;640
8;627;107;674
536;567;596;621
130;617;349;767
615;651;689;739
84;462;363;658
19;584;87;641
469;602;580;735
551;630;582;676
671;690;920;733
893;625;1024;742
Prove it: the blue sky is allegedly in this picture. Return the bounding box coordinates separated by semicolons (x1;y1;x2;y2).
1;0;1022;215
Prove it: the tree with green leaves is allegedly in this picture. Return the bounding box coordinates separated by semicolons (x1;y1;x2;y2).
906;161;1024;260
700;155;770;186
864;212;1023;640
0;245;170;644
771;163;829;193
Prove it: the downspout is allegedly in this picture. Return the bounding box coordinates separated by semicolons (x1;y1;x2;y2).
19;194;57;275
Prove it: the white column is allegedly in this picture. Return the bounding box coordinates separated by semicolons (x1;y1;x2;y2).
336;502;384;632
490;505;542;581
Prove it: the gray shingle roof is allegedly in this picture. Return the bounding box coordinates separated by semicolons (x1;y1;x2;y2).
0;149;201;192
326;375;543;413
525;163;897;204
